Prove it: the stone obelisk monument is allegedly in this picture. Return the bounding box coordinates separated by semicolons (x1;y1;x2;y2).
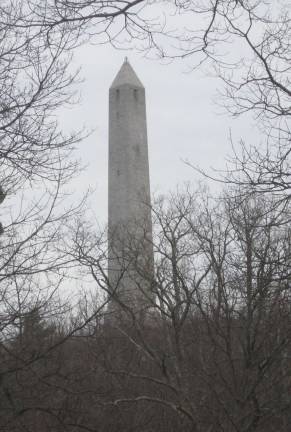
108;59;154;319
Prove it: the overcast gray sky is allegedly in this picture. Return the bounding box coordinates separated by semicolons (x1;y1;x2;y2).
62;43;260;224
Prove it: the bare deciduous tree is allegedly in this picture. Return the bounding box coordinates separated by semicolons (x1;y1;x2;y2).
67;186;291;431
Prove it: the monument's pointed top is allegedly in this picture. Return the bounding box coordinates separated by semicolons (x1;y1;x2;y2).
110;58;144;89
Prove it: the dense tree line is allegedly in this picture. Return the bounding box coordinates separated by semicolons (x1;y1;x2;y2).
1;188;290;431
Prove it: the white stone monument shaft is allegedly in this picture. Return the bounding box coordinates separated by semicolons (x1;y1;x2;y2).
108;59;153;312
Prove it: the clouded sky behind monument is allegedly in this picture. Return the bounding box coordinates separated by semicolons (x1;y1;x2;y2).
63;43;260;224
